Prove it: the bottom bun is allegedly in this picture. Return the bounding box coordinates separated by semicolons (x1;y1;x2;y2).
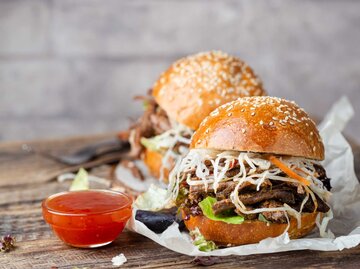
183;210;319;246
143;149;172;182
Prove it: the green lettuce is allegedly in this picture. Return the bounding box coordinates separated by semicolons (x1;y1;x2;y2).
69;168;89;191
198;197;244;224
140;136;163;152
190;227;217;252
258;213;271;224
134;184;173;211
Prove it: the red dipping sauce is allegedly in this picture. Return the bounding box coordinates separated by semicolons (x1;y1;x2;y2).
42;190;132;248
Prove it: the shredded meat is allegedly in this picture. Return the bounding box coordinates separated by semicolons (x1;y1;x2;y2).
260;200;287;223
190;181;236;194
314;164;332;191
190;179;272;201
298;193;330;213
128;90;171;157
216;182;238;200
235;205;258;220
237;188;295;205
183;161;331;223
225;167;240;178
212;199;235;215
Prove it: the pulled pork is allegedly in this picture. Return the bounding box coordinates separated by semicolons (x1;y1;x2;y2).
128;90;171;158
179;162;331;224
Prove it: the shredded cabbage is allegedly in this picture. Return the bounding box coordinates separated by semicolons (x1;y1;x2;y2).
168;149;332;236
141;120;193;182
316;209;335;238
190;227;217;252
134;184;174;211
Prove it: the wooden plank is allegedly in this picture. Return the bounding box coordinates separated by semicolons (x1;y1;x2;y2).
0;133;119;187
1;199;360;269
1;134;360;268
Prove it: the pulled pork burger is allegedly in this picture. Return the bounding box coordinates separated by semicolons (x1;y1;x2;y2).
129;51;266;180
168;96;332;246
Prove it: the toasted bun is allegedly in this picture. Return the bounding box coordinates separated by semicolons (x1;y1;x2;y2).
183;210;319;246
142;149;171;182
152;51;266;130
192;96;324;160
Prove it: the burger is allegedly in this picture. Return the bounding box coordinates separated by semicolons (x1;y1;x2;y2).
128;51;266;181
168;96;332;246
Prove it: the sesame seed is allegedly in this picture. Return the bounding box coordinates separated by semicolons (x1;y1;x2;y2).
241;128;246;133
269;121;274;126
259;120;264;125
251;112;256;116
228;112;233;117
226;105;234;112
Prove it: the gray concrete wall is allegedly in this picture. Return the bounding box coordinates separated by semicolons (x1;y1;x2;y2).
0;0;359;142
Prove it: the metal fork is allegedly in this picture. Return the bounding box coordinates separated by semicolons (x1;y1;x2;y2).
22;138;130;165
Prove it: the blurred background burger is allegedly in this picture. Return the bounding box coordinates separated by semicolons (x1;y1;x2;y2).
127;51;266;180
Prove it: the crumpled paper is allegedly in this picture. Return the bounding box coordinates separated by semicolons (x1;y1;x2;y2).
128;96;360;256
115;160;166;192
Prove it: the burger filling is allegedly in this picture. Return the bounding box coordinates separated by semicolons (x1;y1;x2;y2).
128;91;193;178
169;149;332;235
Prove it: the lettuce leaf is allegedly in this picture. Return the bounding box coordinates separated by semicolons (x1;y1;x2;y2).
198;197;244;224
69;168;89;191
258;213;271;224
140;136;164;152
134;184;174;211
190;227;217;252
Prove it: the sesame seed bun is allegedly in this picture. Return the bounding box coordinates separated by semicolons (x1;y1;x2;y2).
152;51;266;130
183;210;319;246
191;96;324;160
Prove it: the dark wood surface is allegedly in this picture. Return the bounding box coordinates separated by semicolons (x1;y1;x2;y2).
1;134;360;269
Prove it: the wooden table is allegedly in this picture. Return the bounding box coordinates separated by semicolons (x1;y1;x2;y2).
1;134;360;269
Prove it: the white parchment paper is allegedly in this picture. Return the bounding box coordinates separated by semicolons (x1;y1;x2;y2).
128;96;360;256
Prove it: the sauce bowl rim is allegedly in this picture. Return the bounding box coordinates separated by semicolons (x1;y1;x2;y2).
42;189;133;217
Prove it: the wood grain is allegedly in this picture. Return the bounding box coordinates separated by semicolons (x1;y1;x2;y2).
1;134;360;269
0;133;121;187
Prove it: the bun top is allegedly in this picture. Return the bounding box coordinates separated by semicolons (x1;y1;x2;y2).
191;96;324;160
152;51;266;130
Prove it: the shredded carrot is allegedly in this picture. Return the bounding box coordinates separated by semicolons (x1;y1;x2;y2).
269;156;311;186
294;167;312;177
